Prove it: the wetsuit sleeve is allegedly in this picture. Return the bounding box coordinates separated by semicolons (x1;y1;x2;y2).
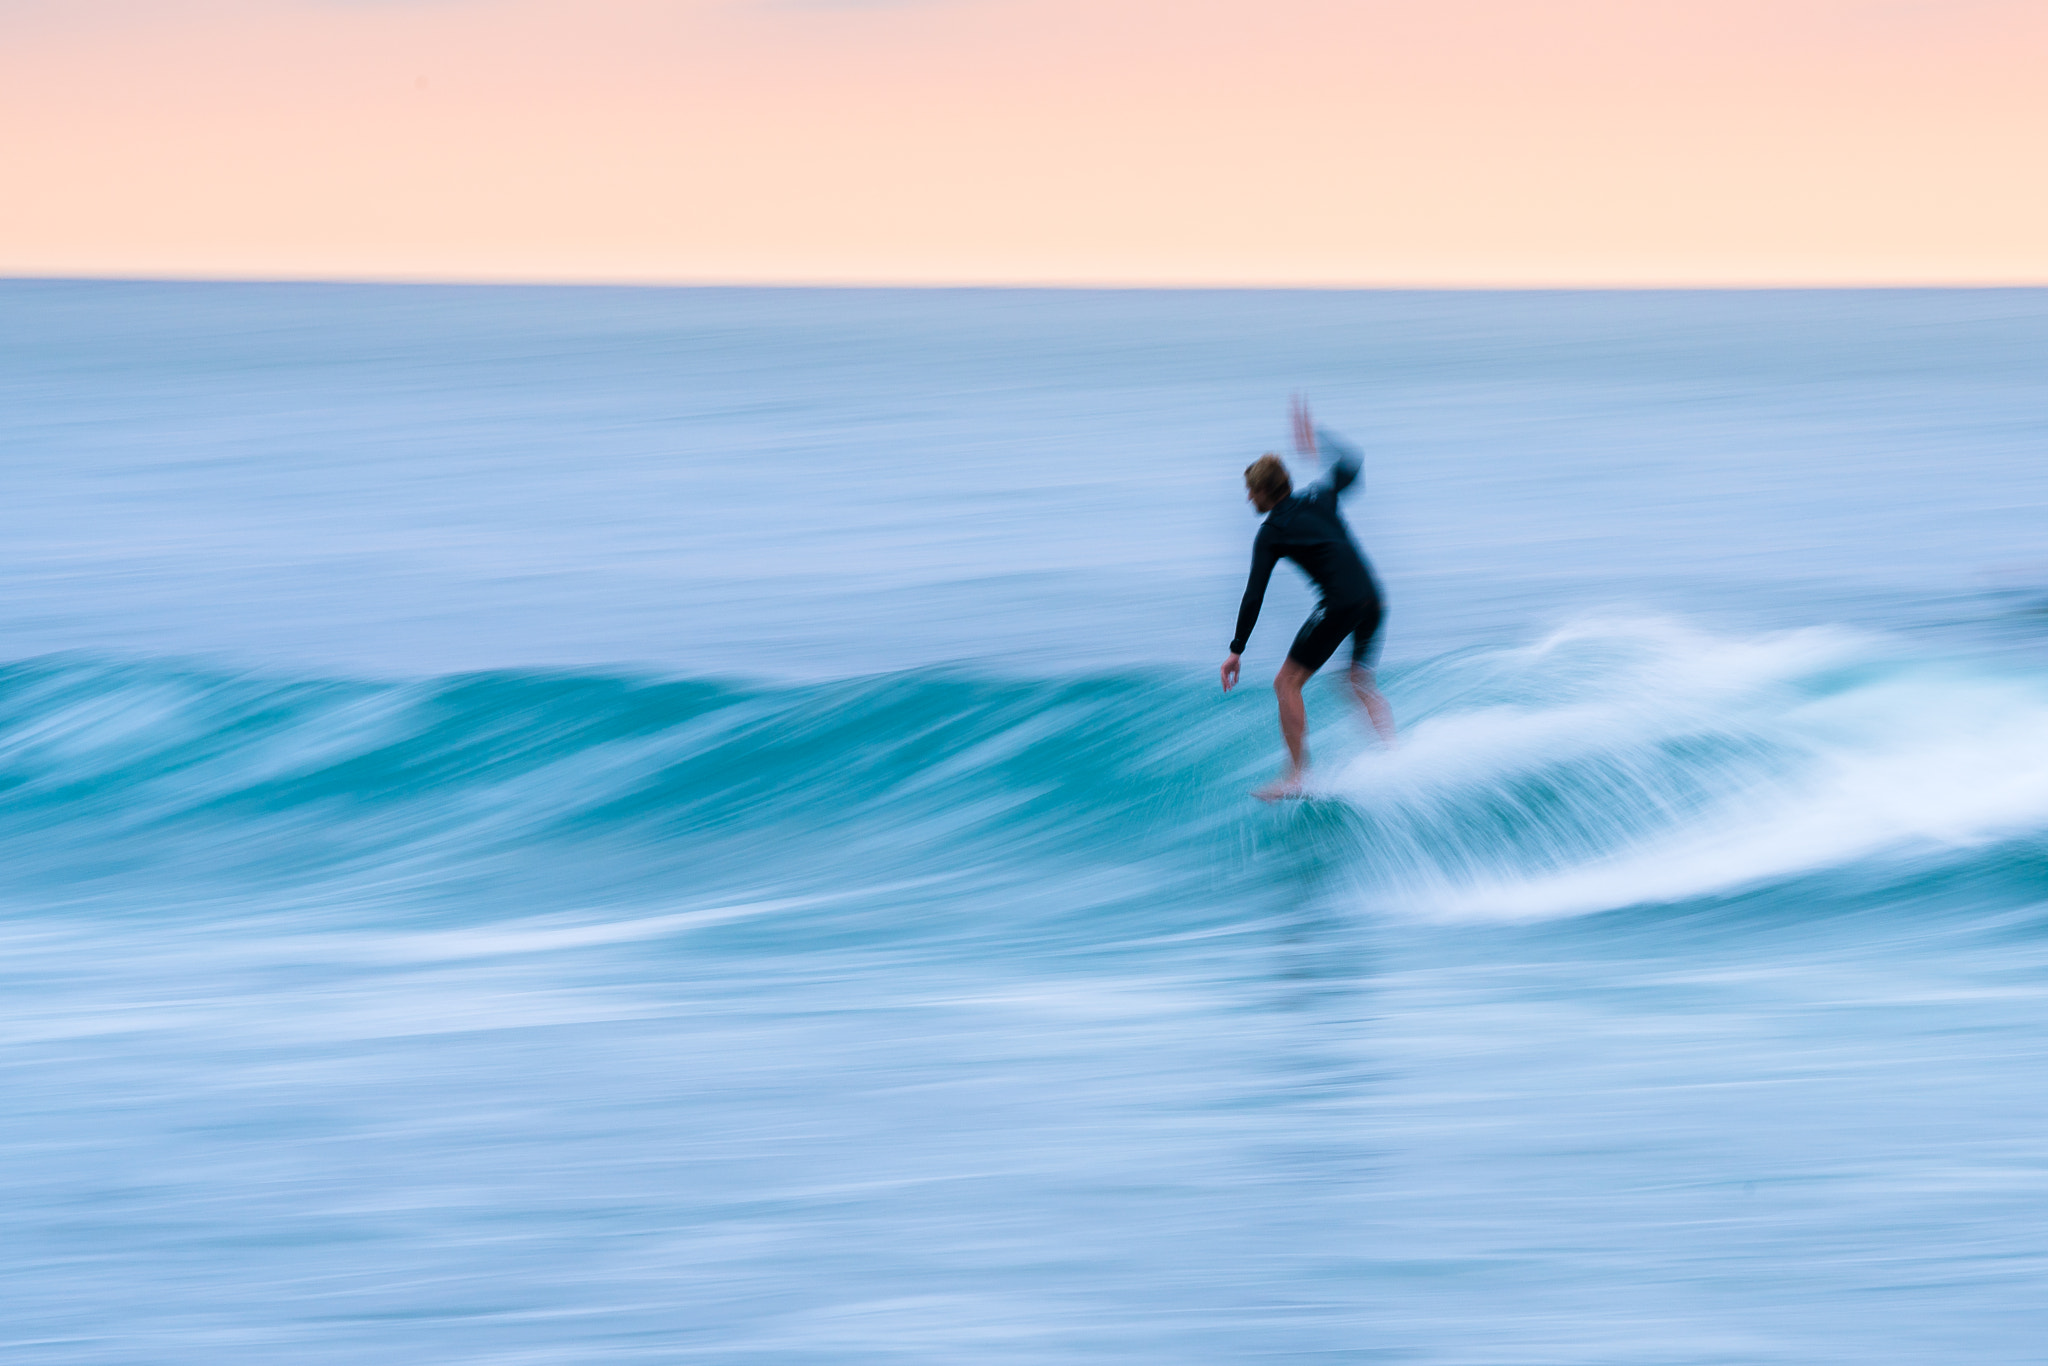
1230;529;1278;654
1316;427;1363;497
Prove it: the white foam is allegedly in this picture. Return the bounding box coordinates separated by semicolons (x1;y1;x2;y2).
1331;620;2048;921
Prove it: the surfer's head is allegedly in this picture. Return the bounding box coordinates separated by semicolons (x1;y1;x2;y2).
1244;454;1291;512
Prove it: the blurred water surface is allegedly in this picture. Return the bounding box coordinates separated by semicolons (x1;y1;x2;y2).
3;282;2048;1363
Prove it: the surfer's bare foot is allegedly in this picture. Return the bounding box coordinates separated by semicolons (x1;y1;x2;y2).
1254;771;1306;802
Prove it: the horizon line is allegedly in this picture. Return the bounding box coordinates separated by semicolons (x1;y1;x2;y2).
8;268;2048;294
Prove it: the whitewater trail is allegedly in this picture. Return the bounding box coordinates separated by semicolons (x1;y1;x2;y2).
1328;619;2048;921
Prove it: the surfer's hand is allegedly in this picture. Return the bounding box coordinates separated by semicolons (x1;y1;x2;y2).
1221;654;1241;691
1290;395;1316;458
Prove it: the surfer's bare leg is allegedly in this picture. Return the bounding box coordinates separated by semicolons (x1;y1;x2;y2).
1257;659;1314;800
1348;665;1397;746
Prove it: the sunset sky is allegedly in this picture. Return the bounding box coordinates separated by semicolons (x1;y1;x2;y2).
4;0;2044;286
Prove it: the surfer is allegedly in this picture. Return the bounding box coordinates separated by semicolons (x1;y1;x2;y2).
1221;397;1396;801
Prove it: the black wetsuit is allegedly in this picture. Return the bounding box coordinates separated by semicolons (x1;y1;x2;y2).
1230;429;1385;673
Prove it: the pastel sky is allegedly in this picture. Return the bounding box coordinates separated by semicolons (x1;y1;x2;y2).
3;0;2043;285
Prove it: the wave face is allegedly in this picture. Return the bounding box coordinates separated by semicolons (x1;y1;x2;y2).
8;619;2046;936
0;660;1243;929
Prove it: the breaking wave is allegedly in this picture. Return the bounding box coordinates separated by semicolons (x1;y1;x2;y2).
4;619;2045;939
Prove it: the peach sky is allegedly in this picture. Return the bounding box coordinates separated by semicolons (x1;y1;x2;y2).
3;0;2044;285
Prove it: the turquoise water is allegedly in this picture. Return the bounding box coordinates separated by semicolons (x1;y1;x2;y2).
3;282;2047;1362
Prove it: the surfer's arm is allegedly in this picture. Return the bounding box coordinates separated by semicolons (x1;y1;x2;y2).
1291;398;1362;496
1230;535;1278;655
1316;428;1363;497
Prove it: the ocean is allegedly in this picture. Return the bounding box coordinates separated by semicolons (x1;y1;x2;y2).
3;280;2047;1362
